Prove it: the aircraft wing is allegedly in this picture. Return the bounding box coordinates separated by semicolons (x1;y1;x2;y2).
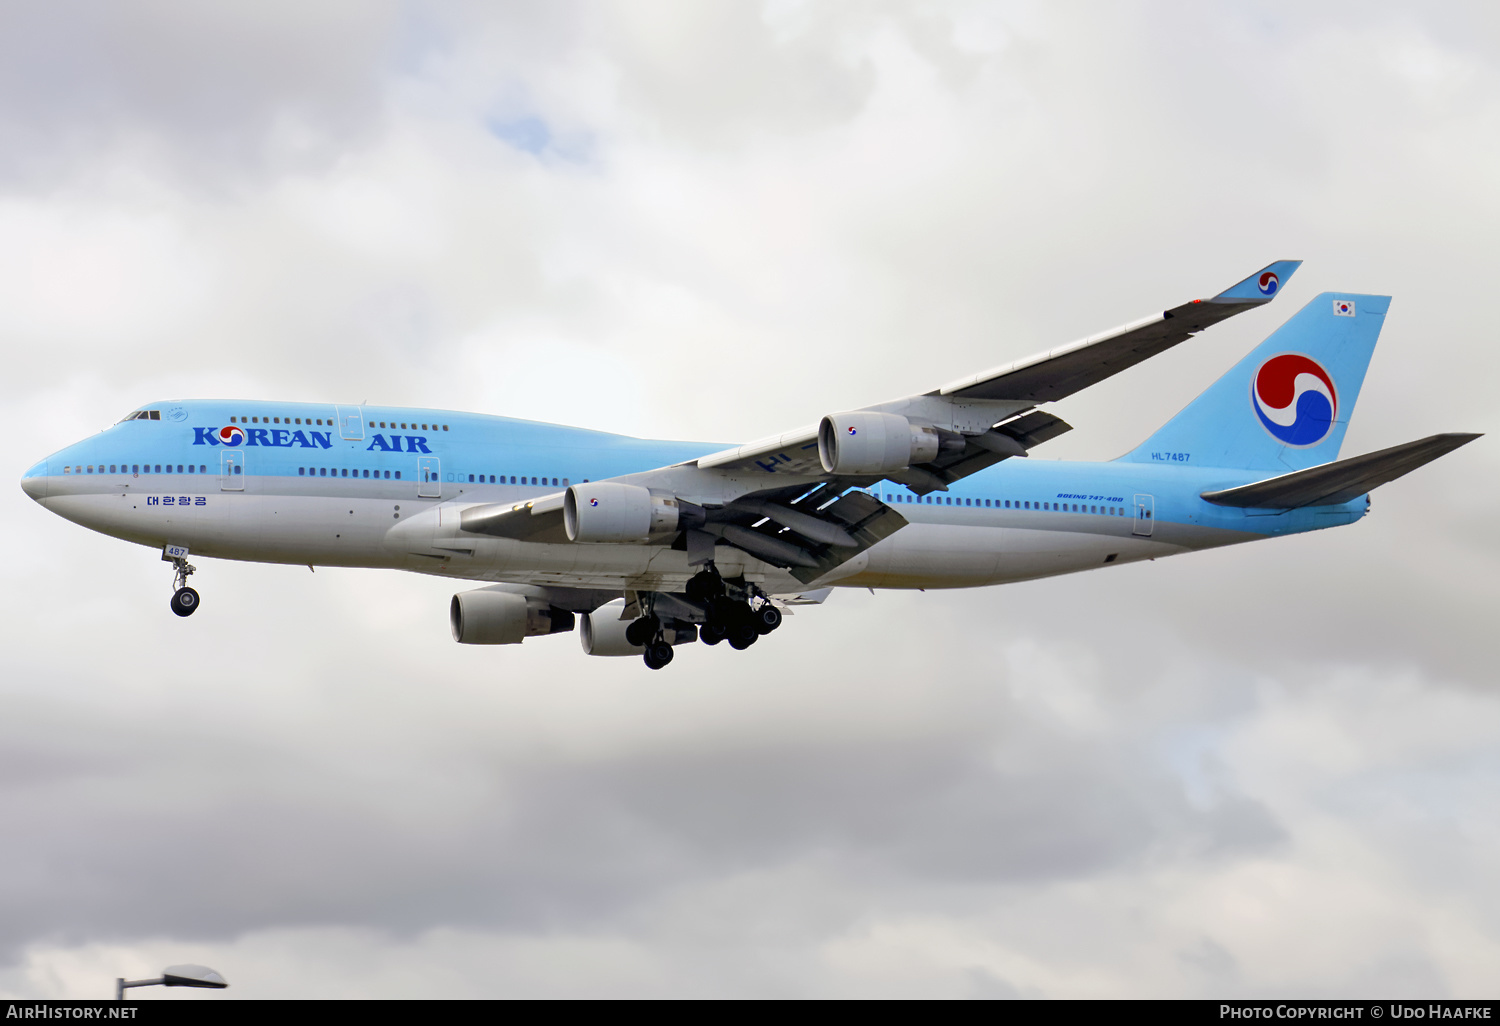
459;261;1303;579
695;259;1302;489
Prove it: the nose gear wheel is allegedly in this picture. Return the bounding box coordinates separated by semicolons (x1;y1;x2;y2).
167;556;200;618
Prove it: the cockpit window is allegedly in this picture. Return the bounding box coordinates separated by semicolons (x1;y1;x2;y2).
117;410;160;423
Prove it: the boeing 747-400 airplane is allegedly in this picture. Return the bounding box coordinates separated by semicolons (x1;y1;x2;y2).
21;261;1478;669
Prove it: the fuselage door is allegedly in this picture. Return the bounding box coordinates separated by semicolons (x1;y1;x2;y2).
418;456;441;498
1133;493;1155;537
336;406;365;441
221;450;245;491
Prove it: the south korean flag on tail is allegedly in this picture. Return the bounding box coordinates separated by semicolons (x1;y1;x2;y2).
1333;299;1356;317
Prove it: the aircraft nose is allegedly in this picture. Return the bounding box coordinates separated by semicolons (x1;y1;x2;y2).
20;460;48;501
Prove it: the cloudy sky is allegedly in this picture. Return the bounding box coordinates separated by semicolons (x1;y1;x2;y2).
2;0;1497;999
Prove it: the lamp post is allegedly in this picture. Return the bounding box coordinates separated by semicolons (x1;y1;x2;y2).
115;964;228;1000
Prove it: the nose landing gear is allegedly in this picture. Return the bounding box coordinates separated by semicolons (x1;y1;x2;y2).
168;556;200;618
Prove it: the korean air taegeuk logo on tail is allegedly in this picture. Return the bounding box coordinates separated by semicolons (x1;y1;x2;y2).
1252;354;1337;447
1257;272;1279;296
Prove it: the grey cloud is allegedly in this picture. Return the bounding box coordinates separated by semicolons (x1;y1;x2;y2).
0;1;405;187
0;611;1285;956
1;0;1498;998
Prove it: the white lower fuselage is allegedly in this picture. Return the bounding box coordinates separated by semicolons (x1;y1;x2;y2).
34;473;1243;595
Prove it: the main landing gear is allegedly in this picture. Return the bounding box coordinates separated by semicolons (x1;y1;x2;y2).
168;556;200;618
630;566;783;670
624;610;679;670
625;613;677;669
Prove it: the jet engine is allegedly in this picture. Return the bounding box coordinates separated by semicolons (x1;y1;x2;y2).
817;412;941;475
564;482;705;543
450;587;575;645
580;599;698;656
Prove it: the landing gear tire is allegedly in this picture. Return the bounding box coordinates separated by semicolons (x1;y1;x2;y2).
625;615;660;648
754;604;782;634
728;624;759;650
643;640;675;670
700;622;727;646
170;587;200;618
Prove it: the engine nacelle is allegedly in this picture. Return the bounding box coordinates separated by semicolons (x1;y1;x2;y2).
818;412;940;475
564;483;704;543
580;599;698;656
450;588;576;645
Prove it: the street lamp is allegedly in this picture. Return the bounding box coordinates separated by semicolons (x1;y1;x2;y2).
115;964;229;1000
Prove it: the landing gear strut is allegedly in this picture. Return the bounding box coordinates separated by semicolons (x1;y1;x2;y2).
625;614;659;647
168;556;200;618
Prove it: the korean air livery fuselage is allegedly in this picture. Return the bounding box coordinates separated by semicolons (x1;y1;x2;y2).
20;262;1479;669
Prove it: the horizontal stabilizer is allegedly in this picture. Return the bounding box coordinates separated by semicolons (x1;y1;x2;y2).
1201;433;1480;509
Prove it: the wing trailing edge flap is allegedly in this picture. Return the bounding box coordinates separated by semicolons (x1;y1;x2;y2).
890;409;1073;495
706;483;908;584
1200;433;1480;509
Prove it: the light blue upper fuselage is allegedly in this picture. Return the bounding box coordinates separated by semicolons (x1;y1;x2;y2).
23;399;1366;549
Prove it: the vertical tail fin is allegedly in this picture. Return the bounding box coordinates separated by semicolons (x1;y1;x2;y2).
1119;293;1390;472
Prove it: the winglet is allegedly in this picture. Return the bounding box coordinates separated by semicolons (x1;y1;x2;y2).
1212;259;1303;303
